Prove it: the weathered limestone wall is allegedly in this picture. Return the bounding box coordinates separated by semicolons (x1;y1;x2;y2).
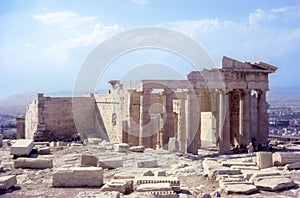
25;94;96;140
94;92;123;143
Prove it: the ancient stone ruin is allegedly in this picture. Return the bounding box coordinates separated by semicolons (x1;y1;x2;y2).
17;56;277;154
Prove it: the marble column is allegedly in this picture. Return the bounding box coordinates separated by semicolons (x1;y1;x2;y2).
178;98;187;152
186;90;200;155
210;90;219;144
218;90;231;154
163;89;174;149
257;90;268;145
239;89;251;146
139;89;152;148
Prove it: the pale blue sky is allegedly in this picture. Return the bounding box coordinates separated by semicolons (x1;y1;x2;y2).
1;0;300;98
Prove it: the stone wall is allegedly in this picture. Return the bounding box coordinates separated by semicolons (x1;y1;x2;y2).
94;92;123;143
25;94;96;140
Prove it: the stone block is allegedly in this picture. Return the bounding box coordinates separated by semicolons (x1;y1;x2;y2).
255;177;296;191
50;142;57;147
136;160;158;168
52;167;103;187
223;183;257;194
203;158;220;177
134;176;180;192
10;139;34;156
155;170;166;176
272;152;300;166
101;179;133;194
143;170;155;176
0;175;17;191
38;146;50;155
81;153;98;166
285;162;300;170
113;172;137;179
129;146;145;152
168;137;179;152
14;157;53;169
98;157;123;169
57;141;67;146
88;138;102;145
115;143;129;152
256;152;272;169
136;182;172;192
249;171;280;183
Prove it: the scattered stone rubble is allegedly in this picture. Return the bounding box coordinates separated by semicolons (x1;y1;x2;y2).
0;139;300;197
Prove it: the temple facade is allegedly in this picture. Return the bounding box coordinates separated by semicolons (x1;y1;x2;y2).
17;56;277;154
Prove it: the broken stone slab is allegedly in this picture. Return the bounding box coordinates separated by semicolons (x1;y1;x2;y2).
136;160;158;168
10;139;34;156
113;172;137;179
168;137;179;152
38;146;50;155
221;161;256;167
134;176;180;192
255;177;296;191
115;143;129;152
253;175;292;184
285;162;300;170
223;183;257;194
52;167;103;187
129;146;145;152
230;165;259;170
71;143;82;147
273;152;300;166
100;179;133;194
81;153;98;166
98;157;123;169
257;152;272;169
249;171;281;183
0;175;17;192
209;168;242;180
14;157;53;169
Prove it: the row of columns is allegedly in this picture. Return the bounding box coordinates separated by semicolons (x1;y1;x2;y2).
131;87;268;154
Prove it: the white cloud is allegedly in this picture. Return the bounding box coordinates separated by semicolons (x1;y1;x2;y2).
33;11;97;28
43;23;124;60
248;9;274;25
167;19;232;37
132;0;148;4
271;7;289;13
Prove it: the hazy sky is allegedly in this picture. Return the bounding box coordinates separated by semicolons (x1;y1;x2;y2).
1;0;300;98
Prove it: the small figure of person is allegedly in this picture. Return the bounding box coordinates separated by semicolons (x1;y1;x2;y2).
247;142;254;159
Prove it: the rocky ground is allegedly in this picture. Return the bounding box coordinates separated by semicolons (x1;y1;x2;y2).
0;140;300;198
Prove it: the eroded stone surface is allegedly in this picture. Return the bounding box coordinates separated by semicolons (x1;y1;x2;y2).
14;157;53;169
52;167;103;187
